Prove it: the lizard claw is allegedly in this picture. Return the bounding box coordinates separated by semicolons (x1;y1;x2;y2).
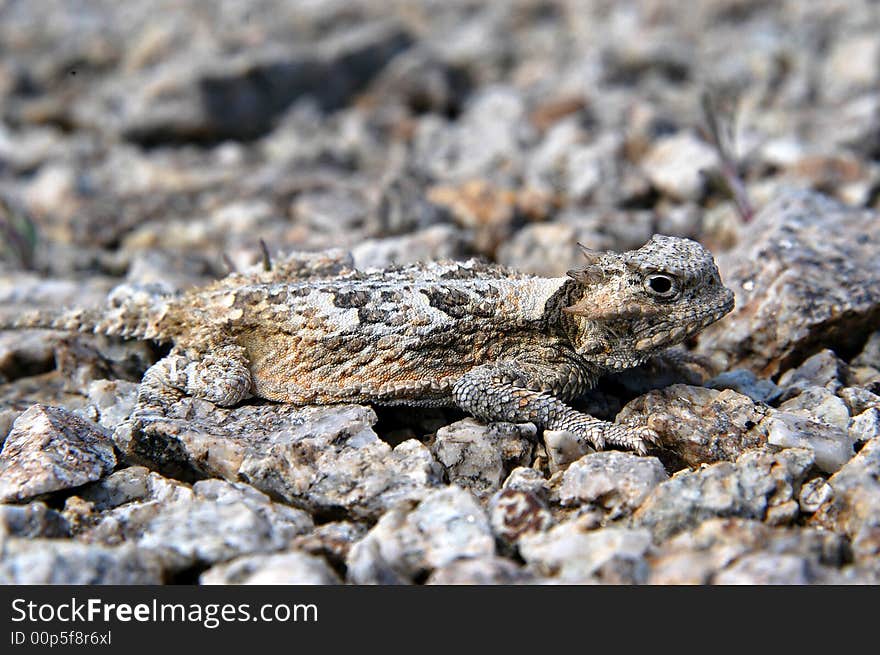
607;423;661;454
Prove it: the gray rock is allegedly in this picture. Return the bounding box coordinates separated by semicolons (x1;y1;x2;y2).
850;408;880;444
524;119;624;204
0;502;69;538
351;225;472;270
798;477;834;514
706;369;782;404
617;385;768;467
519;521;652;584
119;401;443;520
495;210;660;278
502;467;550;498
84;379;139;432
0;404;116;502
823;32;880;97
412;86;533;183
648;518;848;585
779;386;851;431
696;191;880;377
761;411;855;473
839;387;880;416
633;448;815;541
75;465;155;511
99;21;413;144
293;188;369;235
543;428;595;473
777;350;849;395
346;486;495;584
431;418;535;500
714;553;838;585
640;132;717;201
0;329;58;382
553;451;667;522
0;409;18;444
488;488;554;545
853;330;880;369
200;551;341;585
0;538;164;584
426;556;535;585
79;474;313;571
495;222;587;279
289;521;367;569
811;437;880;561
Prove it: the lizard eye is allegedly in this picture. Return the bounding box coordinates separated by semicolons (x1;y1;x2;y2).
644;273;677;298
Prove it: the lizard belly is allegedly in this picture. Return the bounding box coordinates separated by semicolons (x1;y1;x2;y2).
243;331;474;405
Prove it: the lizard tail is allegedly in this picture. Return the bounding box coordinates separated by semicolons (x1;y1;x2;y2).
1;288;173;341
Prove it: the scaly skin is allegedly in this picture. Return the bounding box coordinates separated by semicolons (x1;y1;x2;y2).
3;237;735;454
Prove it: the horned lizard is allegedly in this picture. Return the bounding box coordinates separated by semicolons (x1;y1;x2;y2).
4;236;733;454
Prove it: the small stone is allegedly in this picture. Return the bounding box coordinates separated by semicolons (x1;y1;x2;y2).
706;369;782;403
714;553;825;584
79;475;313;572
778;386;851;431
798;478;834;514
761;411;855;473
849;408;880;444
84;379;139;432
496;223;584;279
0;538;164;584
0;502;69;538
617;385;768;467
641;132;717;201
518;520;652;583
426;556;534;585
413;86;532;183
648;518;849;585
764;500;800;526
0;404;116;503
502;467;550;498
346;486;495;584
811;437;880;561
351;225;471;270
293;188;369;235
488;488;554;544
121;402;444;520
823;33;880;96
76;466;154;510
0;330;58;381
431;418;534;500
839;387;880;416
289;522;367;569
200;551;341;585
853;331;880;369
543;428;595;473
633;448;815;541
778;350;849;395
553;451;667;521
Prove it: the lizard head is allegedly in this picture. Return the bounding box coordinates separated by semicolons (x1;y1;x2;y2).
562;235;734;370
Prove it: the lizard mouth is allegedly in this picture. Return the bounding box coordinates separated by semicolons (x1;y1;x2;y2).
574;287;735;371
589;288;734;370
632;288;735;353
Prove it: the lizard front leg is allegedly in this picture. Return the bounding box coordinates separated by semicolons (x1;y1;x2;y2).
138;344;252;408
451;359;659;455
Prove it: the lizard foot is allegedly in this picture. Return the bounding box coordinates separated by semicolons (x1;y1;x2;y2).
548;415;660;455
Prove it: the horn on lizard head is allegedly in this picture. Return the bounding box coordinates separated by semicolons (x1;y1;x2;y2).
566;243;605;285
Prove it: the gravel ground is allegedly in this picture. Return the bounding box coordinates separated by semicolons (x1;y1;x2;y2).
1;0;879;585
